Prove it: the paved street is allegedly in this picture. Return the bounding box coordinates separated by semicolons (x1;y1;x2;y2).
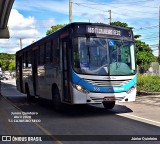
0;79;160;144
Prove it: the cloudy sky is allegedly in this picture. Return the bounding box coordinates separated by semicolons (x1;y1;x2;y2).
0;0;159;55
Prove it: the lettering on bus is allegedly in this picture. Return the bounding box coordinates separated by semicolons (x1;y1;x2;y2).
87;26;121;36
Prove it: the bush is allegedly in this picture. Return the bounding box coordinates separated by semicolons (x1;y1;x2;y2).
137;75;160;92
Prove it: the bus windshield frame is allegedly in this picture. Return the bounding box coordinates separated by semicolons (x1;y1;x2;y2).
72;37;136;76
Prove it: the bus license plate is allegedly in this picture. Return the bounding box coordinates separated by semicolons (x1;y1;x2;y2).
104;96;115;101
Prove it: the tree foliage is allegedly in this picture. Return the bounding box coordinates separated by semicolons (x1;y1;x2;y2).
110;21;129;28
158;56;160;64
0;53;15;71
111;21;140;39
8;60;16;72
135;40;154;73
46;24;66;35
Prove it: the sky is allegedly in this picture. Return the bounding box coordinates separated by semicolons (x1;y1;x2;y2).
0;0;159;55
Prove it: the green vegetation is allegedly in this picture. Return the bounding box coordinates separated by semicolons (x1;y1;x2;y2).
0;53;16;71
46;24;66;35
137;75;160;92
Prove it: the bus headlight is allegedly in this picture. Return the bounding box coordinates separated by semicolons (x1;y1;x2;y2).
73;84;89;94
126;85;136;94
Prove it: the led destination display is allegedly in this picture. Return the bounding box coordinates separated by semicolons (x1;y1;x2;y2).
87;26;121;36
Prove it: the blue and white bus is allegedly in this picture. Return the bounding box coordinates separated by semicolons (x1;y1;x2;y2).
16;22;136;110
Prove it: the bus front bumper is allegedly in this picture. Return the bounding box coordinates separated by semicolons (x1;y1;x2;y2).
72;87;136;104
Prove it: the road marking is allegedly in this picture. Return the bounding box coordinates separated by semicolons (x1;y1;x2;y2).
117;113;160;127
34;123;63;144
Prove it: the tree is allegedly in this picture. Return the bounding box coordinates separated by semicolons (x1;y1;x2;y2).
111;21;140;39
135;40;154;73
110;21;129;28
158;56;160;64
46;24;66;35
0;53;16;71
8;60;16;72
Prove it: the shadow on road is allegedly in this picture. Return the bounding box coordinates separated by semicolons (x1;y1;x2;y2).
1;80;133;119
6;95;133;119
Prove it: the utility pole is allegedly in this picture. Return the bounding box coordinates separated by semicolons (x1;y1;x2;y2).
69;0;72;23
159;6;160;57
19;38;22;49
108;10;111;25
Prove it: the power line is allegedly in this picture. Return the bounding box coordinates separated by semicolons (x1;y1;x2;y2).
73;2;111;23
150;44;159;46
73;2;107;12
140;37;158;40
83;0;159;10
139;35;159;39
137;31;158;35
84;0;154;5
134;25;159;30
83;0;158;9
73;2;135;18
73;2;158;14
73;2;159;22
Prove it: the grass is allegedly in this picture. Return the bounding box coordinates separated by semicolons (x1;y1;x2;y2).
137;75;160;92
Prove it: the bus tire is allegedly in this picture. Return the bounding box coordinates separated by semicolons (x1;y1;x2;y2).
103;101;115;109
25;84;32;102
52;88;63;111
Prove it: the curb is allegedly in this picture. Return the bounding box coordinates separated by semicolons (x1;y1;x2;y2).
137;91;160;96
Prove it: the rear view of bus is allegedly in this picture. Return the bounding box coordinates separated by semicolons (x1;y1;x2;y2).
71;23;136;109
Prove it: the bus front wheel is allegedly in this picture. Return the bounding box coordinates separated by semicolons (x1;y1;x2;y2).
103;101;115;109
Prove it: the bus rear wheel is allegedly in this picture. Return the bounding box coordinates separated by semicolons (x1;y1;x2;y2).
25;84;32;102
103;101;115;109
25;84;34;102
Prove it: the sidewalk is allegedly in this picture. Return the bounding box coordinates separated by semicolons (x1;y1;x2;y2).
0;95;25;135
136;95;160;106
0;80;53;143
0;94;47;133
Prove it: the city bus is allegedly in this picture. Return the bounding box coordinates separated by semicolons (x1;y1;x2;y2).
16;22;136;110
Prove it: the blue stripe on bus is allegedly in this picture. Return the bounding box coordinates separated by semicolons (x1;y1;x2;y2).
71;71;137;93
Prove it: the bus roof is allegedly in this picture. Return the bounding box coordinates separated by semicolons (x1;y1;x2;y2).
16;22;133;54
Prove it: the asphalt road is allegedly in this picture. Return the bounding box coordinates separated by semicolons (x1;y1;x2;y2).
1;79;160;144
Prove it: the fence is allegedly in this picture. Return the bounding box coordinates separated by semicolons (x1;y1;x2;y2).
147;62;160;75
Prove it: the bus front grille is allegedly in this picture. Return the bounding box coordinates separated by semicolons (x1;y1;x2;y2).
85;79;129;87
90;96;125;103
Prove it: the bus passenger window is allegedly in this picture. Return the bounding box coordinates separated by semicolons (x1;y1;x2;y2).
28;50;32;68
46;42;51;63
40;45;45;65
53;39;60;66
73;38;80;69
22;53;26;68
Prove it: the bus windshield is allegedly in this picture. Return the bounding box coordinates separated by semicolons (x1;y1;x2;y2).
72;37;136;76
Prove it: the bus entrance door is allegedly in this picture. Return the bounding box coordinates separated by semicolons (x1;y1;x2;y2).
62;39;71;103
32;49;39;96
19;55;23;92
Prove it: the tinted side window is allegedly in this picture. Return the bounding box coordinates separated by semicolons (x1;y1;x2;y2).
52;38;60;66
46;41;51;63
39;45;45;65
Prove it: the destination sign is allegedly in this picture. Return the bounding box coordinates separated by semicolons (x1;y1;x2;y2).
87;26;121;36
